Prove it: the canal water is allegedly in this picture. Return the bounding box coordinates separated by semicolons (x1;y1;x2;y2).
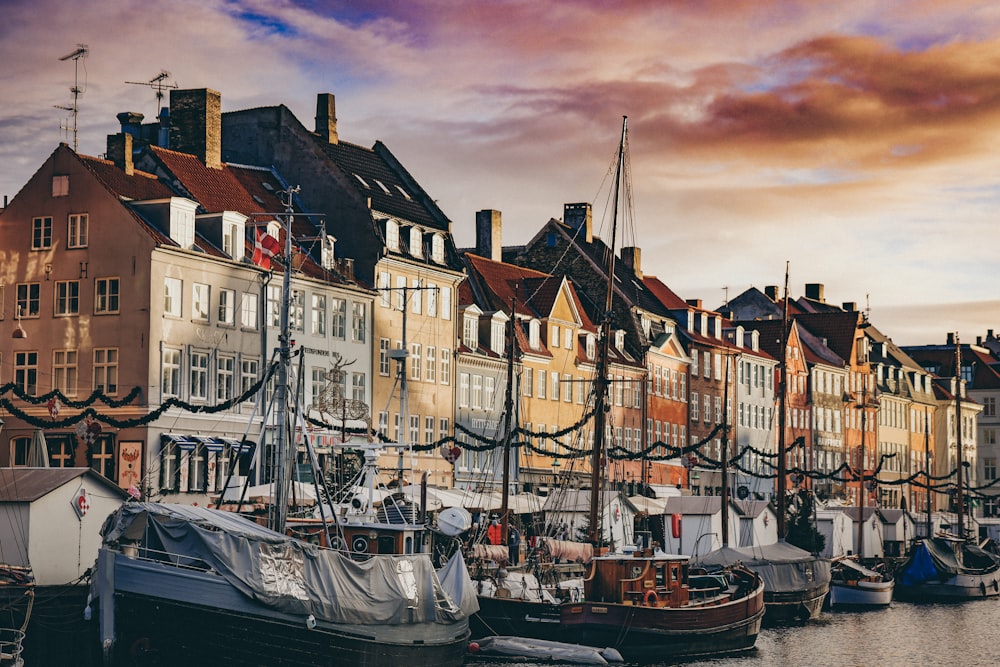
482;600;1000;667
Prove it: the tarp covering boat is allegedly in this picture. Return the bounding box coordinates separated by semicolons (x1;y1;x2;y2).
99;503;472;625
898;537;1000;586
694;541;831;594
468;636;624;665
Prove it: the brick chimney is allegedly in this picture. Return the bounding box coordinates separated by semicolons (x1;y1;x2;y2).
170;88;222;169
106;132;134;176
315;93;338;144
842;302;856;312
475;209;502;262
764;285;778;300
563;203;592;243
621;246;642;278
805;283;825;303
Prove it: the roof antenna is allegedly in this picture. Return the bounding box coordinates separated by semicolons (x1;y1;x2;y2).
55;44;89;152
125;70;178;116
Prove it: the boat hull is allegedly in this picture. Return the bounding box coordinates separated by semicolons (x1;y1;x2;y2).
829;580;894;607
471;595;562;640
558;585;765;662
97;550;469;667
895;572;1000;602
761;583;829;624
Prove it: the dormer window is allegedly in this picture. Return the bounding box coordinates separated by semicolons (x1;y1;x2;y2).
432;234;445;263
641;316;651;338
410;227;423;258
353;173;370;189
266;220;281;240
463;312;479;350
529;320;540;350
321;234;337;270
586;334;596;360
614;330;625;350
491;316;506;354
169;198;198;249
385;219;399;251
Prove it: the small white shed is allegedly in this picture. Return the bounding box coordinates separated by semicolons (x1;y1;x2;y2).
0;467;127;585
543;489;634;550
815;508;853;559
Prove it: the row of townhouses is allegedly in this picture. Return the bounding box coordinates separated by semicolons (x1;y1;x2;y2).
1;88;998;519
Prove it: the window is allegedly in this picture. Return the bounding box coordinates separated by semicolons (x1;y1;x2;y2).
32;216;53;249
485;376;496;408
563;374;572;402
440;349;451;385
395;276;406;309
311;367;327;404
94;348;119;395
439;418;450;441
985;458;997;481
410;343;421;380
564;328;573;350
352;302;367;341
241;358;259;395
369;339;386;379
551;325;560;348
425;416;435;445
192;283;210;321
68;213;88;248
17;283;40;317
524;368;533;396
162;348;181;397
55;280;80;316
427;284;438;317
691;392;699;420
188;443;206;492
164;277;182;317
242;292;258;329
586;335;596;360
160;440;179;491
538;370;547;399
222;221;240;259
551;373;559;401
463;314;478;349
51;175;69;197
378;271;391;307
432;234;444;263
985;397;997;418
208;289;231;327
441;286;452;320
410;228;423;258
352;372;366;402
409;415;420;445
331;298;346;338
491;320;505;354
266;285;281;327
378;412;389;437
53;349;78;396
472;375;483;409
385;219;399;251
14;351;37;394
290;290;305;332
95;277;120;314
459;373;470;407
190;351;209;400
217;356;234;401
529;321;540;349
308;294;326;336
10;437;30;467
425;346;436;382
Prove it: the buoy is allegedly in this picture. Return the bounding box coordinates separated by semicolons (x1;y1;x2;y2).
468;642;480;653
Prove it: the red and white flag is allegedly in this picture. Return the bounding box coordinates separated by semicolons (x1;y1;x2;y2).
253;227;282;270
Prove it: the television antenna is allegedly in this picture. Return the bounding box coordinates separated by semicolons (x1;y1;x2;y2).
54;44;89;152
125;71;178;115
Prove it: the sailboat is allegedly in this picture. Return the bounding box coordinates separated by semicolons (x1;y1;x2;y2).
554;117;765;662
829;385;894;607
90;187;474;666
895;335;1000;601
695;266;830;624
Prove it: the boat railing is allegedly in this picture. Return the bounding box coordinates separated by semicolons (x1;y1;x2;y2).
0;628;25;666
118;543;215;573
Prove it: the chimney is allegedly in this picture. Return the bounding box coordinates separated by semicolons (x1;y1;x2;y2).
475;209;502;262
170;88;222;169
842;302;856;312
563;203;592;243
157;106;170;148
106;132;134;176
117;111;145;140
315;93;338;144
805;283;825;303
989;329;995;339
947;332;955;346
764;285;778;301
686;299;702;309
621;246;642;278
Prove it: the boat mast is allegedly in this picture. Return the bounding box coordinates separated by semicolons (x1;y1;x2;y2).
271;186;299;533
858;385;866;558
955;334;965;540
776;262;789;540
588;116;627;546
721;353;731;548
925;406;932;539
500;295;517;544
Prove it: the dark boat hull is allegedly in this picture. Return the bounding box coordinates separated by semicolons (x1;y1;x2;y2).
471;595;562;640
97;550;469;667
558;586;765;663
761;583;829;624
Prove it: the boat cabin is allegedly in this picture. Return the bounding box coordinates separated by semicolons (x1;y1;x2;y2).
585;551;697;607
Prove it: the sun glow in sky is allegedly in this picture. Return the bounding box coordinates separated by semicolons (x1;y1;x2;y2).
2;0;999;344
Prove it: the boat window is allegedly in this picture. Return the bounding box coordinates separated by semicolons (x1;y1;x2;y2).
656;564;666;588
405;536;413;554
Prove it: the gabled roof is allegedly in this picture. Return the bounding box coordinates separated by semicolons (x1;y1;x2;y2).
0;467;128;502
79;154;174;202
793;311;863;364
149;146;268;216
903;344;1000;391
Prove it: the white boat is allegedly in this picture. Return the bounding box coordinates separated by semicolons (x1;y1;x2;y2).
829;557;894;607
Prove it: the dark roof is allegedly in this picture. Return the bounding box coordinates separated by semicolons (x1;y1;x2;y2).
0;467;127;502
902;344;1000;390
793;311;862;363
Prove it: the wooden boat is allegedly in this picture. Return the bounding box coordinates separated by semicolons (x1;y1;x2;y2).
895;536;1000;601
0;564;33;667
559;547;765;662
829;556;894;607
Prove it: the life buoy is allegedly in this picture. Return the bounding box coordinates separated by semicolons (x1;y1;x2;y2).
671;514;682;539
644;590;659;606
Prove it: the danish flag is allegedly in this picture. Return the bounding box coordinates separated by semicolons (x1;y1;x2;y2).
253;228;282;270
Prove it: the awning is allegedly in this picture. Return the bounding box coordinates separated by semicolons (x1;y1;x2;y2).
163;434;253;453
195;435;225;453
162;433;199;451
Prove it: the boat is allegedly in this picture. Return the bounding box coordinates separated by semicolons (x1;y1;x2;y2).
90;186;474;667
895;336;1000;602
828;556;894;607
0;564;33;667
467;635;623;665
694;268;830;623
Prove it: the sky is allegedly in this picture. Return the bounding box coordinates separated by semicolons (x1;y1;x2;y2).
2;0;999;347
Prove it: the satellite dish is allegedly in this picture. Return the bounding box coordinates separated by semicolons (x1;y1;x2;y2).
438;507;473;536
